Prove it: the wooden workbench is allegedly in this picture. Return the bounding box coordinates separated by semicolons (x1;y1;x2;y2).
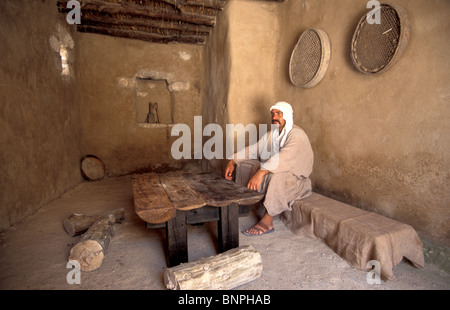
132;171;264;267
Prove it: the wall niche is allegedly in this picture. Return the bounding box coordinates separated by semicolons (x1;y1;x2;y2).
135;77;174;126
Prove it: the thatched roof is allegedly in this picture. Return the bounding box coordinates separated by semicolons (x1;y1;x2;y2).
57;0;284;44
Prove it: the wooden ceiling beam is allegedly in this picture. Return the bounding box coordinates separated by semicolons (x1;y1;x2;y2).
81;11;213;35
58;0;218;26
158;0;227;11
77;24;207;44
56;1;232;44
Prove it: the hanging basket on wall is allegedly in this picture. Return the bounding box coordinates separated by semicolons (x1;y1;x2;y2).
289;28;331;88
351;4;410;75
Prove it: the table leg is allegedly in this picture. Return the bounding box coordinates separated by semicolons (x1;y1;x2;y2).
218;202;239;253
165;210;188;267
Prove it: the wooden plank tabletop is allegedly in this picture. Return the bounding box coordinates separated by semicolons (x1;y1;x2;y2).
158;171;206;211
132;173;176;224
132;171;264;224
181;171;264;207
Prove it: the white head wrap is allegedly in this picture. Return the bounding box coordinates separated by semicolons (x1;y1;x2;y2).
270;101;294;148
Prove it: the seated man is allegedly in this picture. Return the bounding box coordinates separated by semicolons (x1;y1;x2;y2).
225;101;314;236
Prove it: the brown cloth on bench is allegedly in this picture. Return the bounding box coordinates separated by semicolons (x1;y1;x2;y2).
281;193;425;280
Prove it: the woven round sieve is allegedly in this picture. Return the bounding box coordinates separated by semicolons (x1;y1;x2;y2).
289;28;331;88
351;4;410;75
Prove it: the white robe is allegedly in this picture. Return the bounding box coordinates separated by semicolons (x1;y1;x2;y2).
231;124;314;216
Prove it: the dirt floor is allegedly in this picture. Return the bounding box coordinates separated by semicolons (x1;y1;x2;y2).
0;174;449;291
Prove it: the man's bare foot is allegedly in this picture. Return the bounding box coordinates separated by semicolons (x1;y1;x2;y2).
243;213;274;236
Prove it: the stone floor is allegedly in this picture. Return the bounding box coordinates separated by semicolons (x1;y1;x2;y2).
0;175;449;291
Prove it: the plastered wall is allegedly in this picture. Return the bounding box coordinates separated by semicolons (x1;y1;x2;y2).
0;1;83;231
226;0;280;128
202;0;282;173
219;0;449;239
76;33;204;176
202;3;232;172
276;0;449;239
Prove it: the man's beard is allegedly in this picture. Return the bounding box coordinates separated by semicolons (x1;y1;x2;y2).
272;120;285;133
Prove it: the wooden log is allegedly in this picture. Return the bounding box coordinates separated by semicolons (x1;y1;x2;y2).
63;208;125;237
68;215;118;271
164;245;263;290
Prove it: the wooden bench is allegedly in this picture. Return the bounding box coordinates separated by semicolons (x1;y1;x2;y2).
132;171;264;267
281;192;425;280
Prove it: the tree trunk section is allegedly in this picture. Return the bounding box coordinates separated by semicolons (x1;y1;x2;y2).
68;216;118;271
164;246;263;290
63;208;125;236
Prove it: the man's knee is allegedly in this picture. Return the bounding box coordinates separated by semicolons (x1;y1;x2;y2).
235;160;261;186
268;172;296;185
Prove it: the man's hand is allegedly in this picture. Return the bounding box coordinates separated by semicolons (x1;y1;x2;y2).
225;160;236;180
247;169;269;191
